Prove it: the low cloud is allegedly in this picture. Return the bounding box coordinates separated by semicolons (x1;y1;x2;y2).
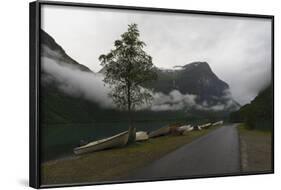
194;89;239;111
194;99;237;112
41;56;114;108
41;50;239;112
149;90;197;111
42;6;272;105
148;90;238;112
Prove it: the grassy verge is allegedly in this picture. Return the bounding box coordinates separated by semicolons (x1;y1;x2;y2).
41;126;220;185
237;123;272;173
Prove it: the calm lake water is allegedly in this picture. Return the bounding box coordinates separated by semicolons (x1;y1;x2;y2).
41;121;170;162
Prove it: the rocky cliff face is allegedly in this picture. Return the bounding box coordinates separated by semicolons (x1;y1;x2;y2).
148;62;228;96
144;62;239;111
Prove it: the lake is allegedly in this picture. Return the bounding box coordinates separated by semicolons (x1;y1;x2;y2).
41;120;171;162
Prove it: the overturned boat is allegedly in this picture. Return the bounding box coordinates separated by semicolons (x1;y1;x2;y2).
212;120;224;126
199;123;212;129
74;131;129;155
182;126;194;135
149;126;170;138
177;124;191;133
136;131;149;142
193;125;202;131
175;124;194;135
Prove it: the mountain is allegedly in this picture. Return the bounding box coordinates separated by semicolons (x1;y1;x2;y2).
40;30;176;124
41;30;239;124
147;62;240;112
41;30;92;72
149;62;228;96
147;62;233;102
100;61;239;111
40;30;99;124
230;84;273;130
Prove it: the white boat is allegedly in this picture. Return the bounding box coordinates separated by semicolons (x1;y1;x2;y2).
136;131;149;141
177;124;191;132
149;126;170;138
182;126;194;135
199;123;212;129
73;131;129;155
194;125;202;131
212;120;224;126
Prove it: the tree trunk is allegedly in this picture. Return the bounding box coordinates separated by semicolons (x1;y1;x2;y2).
127;82;136;143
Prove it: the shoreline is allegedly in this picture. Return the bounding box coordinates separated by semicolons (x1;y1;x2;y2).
41;126;221;185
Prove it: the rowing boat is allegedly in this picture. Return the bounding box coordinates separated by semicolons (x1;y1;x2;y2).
149;126;170;138
74;131;129;155
136;131;149;141
212;120;224;126
177;124;191;132
182;126;194;135
199;123;212;129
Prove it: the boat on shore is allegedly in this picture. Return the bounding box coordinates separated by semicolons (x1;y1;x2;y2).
136;131;149;141
177;125;191;132
193;125;202;131
212;120;224;126
182;126;194;135
149;126;170;138
73;131;129;155
199;123;212;129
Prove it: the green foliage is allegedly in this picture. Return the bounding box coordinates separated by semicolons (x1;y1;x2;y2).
99;24;157;111
98;24;157;142
229;84;273;130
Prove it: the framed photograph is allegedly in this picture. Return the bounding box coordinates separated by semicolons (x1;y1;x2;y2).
29;1;274;188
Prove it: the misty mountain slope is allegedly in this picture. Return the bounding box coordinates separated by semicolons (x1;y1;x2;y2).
101;61;239;111
230;84;273;130
143;62;240;111
100;62;237;104
149;62;228;96
40;30;140;124
40;30;99;124
41;29;92;72
41;30;239;124
39;30;183;124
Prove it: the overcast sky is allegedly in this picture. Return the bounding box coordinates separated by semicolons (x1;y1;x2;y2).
41;5;272;105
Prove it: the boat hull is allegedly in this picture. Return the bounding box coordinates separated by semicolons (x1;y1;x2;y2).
212;120;224;126
177;125;191;132
199;123;212;129
182;126;194;135
74;131;129;155
149;126;170;138
136;131;149;141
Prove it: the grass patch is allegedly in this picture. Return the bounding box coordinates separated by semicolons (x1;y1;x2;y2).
41;126;219;185
237;123;272;173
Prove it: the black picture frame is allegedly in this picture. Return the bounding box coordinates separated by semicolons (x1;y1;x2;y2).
30;1;274;188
